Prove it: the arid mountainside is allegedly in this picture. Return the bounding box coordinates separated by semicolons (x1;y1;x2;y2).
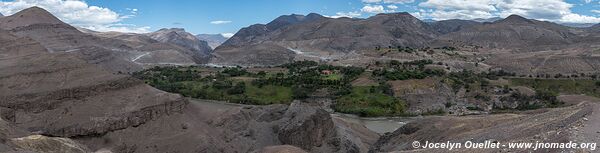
212;12;438;66
0;7;210;73
0;27;187;151
0;16;373;152
470;18;600;75
147;28;213;62
428;19;481;34
196;34;229;49
213;12;600;76
434;15;578;50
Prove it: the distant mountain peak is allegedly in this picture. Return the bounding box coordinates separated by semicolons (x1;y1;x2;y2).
306;13;324;18
499;14;533;24
370;12;421;22
374;12;413;17
0;6;65;29
15;6;60;20
266;13;324;30
473;17;502;23
157;28;186;32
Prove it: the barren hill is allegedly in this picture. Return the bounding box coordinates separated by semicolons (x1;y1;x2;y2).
429;19;481;34
0;6;63;29
0;7;209;72
434;15;577;51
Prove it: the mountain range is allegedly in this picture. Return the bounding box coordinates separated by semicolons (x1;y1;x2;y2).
196;34;229;49
213;12;439;66
0;7;214;73
210;12;599;76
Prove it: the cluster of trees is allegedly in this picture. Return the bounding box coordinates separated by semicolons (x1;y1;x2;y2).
221;67;248;77
373;59;444;81
445;70;482;92
334;85;406;117
133;66;201;83
500;90;562;110
484;70;517;80
132;66;202;93
374;69;445;80
374;45;457;54
433;46;457;51
251;61;366;99
511;73;600;79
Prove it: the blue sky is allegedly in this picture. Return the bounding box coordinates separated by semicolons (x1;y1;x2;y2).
1;0;599;35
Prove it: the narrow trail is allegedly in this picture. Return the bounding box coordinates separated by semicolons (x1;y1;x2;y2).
564;95;600;149
580;102;600;143
132;52;150;62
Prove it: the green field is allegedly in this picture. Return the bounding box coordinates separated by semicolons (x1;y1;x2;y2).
334;86;406;117
322;73;342;80
245;84;293;105
510;78;600;97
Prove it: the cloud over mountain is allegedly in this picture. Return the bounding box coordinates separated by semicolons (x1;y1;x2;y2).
417;0;600;23
0;0;149;33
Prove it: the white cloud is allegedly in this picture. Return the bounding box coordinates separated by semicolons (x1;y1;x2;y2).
383;0;415;4
559;13;600;23
495;0;571;20
0;0;148;33
361;5;386;13
429;10;494;20
83;24;151;33
495;0;600;23
410;12;424;19
126;8;138;14
418;0;496;20
592;10;600;14
362;0;382;3
584;0;592;3
221;33;234;38
327;11;362;18
210;20;232;24
362;0;414;4
418;0;600;23
419;0;497;12
387;5;398;9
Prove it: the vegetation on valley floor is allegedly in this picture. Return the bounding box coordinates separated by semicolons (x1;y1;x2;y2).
510;78;600;98
132;60;592;117
133;61;408;117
